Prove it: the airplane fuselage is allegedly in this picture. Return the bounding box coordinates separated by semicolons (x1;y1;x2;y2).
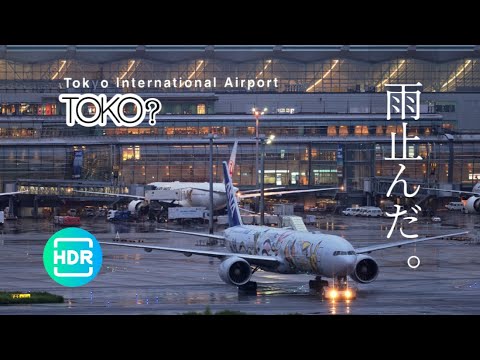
224;225;356;278
147;181;236;210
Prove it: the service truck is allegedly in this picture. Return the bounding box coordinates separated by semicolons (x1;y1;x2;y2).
168;207;208;224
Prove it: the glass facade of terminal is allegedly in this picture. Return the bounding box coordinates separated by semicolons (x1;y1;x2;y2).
0;140;479;194
0;117;454;138
1;45;480;207
1;54;480;93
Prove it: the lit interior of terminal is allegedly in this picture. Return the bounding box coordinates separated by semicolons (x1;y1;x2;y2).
3;45;480;315
2;45;480;214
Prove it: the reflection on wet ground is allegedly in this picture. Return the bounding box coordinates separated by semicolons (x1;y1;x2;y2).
1;211;479;314
0;217;161;236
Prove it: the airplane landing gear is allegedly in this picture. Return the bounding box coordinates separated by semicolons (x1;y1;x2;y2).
323;276;356;301
309;276;329;292
335;277;348;291
309;276;356;300
238;281;257;294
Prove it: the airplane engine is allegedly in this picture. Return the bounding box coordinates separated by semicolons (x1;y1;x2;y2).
189;189;206;207
128;200;148;214
350;255;379;284
218;256;252;286
465;196;480;213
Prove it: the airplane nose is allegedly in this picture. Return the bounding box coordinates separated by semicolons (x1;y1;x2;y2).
334;255;357;276
346;255;356;273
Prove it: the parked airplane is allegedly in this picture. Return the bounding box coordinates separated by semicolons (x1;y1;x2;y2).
75;141;339;217
75;142;241;215
424;183;480;214
100;162;467;299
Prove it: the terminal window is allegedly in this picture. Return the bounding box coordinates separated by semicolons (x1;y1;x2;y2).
197;104;206;114
122;146;141;161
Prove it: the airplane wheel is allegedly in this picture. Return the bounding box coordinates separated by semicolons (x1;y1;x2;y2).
238;281;257;294
309;279;329;291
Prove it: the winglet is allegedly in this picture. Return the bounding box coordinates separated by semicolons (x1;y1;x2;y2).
222;161;243;227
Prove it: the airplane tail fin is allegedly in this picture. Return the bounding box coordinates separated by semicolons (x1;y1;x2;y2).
228;141;238;177
222;161;243;227
473;182;480;194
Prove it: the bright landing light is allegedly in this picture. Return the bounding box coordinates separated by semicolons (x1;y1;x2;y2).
326;288;338;300
344;289;352;299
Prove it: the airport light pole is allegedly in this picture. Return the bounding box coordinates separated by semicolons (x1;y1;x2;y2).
207;133;217;235
259;134;275;226
252;107;267;188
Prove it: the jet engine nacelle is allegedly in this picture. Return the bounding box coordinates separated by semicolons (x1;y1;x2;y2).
128;200;148;214
218;256;252;286
465;196;480;214
350;255;379;284
189;189;206;207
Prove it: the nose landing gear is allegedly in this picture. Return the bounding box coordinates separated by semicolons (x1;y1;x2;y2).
310;276;357;300
309;276;329;292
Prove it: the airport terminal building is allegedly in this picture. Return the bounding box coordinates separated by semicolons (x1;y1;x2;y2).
1;45;480;215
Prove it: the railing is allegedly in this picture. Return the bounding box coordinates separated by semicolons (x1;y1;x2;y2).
368;177;456;197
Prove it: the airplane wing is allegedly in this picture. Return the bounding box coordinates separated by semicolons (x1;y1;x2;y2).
73;190;145;199
0;191;28;196
99;241;279;267
155;228;226;240
423;187;479;196
240;187;285;194
355;231;469;254
238;187;340;199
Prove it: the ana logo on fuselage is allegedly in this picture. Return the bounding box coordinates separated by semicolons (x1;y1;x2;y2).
155;186;172;191
225;179;238;220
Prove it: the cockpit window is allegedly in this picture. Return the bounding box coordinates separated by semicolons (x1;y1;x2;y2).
333;250;356;256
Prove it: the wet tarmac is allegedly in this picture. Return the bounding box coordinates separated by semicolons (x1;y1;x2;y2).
1;211;480;314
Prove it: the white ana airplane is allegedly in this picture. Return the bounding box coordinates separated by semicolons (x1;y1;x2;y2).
100;161;467;300
424;183;480;214
75;142;240;213
75;141;339;215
